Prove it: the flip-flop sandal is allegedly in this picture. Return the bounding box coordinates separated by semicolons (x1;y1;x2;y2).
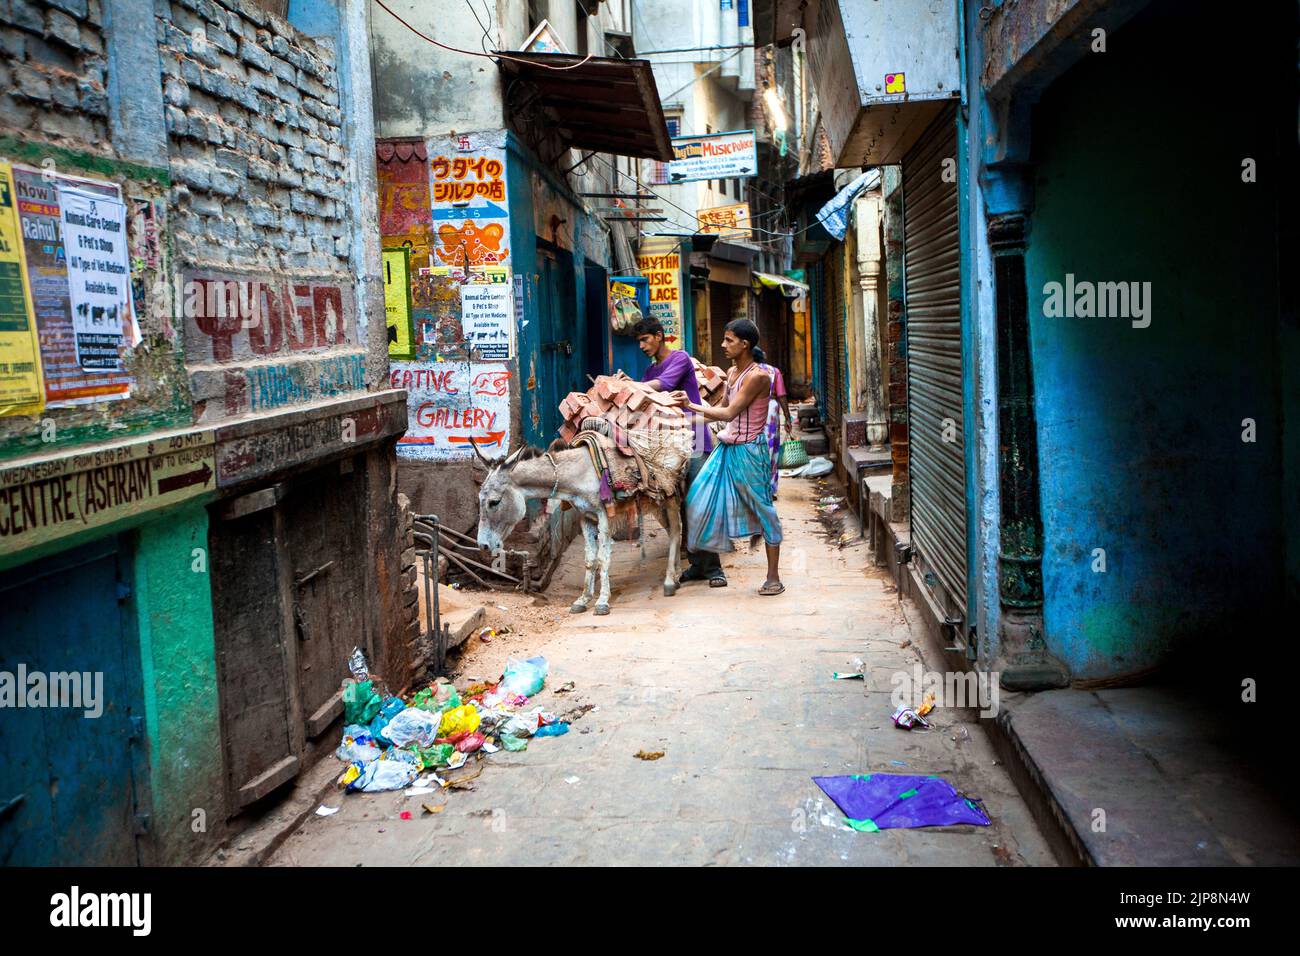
758;582;785;596
709;576;728;588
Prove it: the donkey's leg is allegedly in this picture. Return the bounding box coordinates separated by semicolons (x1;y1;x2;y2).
594;509;613;615
663;502;681;597
571;516;599;613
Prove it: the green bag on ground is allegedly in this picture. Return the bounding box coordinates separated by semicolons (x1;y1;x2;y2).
410;743;455;769
343;680;382;725
779;433;809;468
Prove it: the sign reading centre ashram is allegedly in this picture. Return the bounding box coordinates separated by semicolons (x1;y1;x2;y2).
0;429;215;556
667;130;758;183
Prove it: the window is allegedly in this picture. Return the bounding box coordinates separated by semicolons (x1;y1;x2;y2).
738;0;750;28
650;115;681;185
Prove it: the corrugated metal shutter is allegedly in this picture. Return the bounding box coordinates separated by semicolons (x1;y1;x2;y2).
822;246;846;440
903;109;966;618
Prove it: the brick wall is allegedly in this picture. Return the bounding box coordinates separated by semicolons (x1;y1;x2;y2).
0;0;111;151
156;0;350;273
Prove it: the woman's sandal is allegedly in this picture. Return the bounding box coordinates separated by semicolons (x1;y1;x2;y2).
758;581;785;596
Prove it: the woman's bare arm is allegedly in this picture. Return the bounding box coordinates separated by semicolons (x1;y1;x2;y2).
675;368;770;422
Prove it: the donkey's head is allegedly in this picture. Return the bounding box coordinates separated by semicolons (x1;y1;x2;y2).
474;444;530;552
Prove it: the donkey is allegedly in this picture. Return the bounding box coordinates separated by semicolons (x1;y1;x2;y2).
474;443;682;615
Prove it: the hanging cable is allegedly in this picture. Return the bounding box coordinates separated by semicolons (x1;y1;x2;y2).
373;0;598;71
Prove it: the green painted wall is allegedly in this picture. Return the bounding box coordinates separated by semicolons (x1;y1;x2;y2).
131;501;221;864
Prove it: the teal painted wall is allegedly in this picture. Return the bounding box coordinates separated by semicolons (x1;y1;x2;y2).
1022;0;1289;680
131;501;221;864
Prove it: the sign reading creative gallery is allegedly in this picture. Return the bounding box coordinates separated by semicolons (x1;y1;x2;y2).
0;429;215;555
390;360;512;461
668;130;757;183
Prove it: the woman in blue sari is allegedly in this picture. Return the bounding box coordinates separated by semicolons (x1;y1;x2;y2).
671;319;784;596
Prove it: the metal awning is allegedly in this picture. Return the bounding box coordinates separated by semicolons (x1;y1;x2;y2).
496;52;674;161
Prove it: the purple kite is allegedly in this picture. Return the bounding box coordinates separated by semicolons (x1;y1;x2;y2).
813;773;991;831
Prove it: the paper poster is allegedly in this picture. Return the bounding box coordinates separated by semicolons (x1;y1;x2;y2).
383;247;415;359
59;184;135;372
0;164;44;416
13;167;132;406
460;283;513;360
668;130;757;183
428;135;511;281
635;237;683;349
391;360;512;461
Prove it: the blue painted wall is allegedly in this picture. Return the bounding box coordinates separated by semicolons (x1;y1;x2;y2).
1021;1;1288;680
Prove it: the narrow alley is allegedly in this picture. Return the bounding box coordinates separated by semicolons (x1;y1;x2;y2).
266;479;1053;867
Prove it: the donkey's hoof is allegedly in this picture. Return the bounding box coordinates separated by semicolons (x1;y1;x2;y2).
570;602;589;614
594;604;611;616
663;583;677;597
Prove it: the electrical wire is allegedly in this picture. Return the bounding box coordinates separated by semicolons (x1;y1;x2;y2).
373;0;598;71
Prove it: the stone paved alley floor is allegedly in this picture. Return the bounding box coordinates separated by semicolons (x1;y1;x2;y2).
267;479;1055;867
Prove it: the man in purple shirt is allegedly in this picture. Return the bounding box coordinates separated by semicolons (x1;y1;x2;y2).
635;318;726;586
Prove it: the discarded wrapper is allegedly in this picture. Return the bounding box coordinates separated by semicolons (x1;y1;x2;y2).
891;705;931;730
917;692;936;717
348;647;369;682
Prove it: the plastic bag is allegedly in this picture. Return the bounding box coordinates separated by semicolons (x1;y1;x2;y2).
437;704;481;739
348;647;369;681
382;707;442;748
455;732;486;754
347;759;419;793
499;733;528;752
499;714;536;739
533;721;569;737
369;697;408;747
343;680;382;726
410;743;455;769
336;724;382;764
500;657;548;697
411;683;461;714
379;747;421;767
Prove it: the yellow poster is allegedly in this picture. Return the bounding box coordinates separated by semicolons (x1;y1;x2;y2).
635;236;683;350
383;247;415;359
698;202;752;241
0;163;44;416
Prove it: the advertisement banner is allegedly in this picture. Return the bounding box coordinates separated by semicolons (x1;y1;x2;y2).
635;237;683;349
698;202;753;241
428;133;511;282
667;130;757;183
0;164;44;416
383;248;415;359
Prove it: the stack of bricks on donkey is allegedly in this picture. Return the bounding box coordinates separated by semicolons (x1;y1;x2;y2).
557;359;727;445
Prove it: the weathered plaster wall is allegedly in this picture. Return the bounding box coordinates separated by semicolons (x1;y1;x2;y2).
131;499;221;865
1022;0;1286;680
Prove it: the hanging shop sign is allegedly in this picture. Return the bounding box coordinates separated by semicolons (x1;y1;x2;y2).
0;164;44;417
697;202;753;242
667;130;757;183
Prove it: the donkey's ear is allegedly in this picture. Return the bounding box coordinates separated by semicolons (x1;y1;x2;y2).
502;446;524;469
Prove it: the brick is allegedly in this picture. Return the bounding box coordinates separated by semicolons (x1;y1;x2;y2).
9;0;44;32
171;158;211;190
164;104;188;135
239;37;271;71
0;95;35;130
246;68;277;95
247;158;277;182
39;109;95;140
87;0;102;24
79;23;103;54
208;25;238;56
50;73;79;110
334;235;350;258
49;0;89;18
247;202;277;226
278;168;302;188
164;76;190;107
238;0;268;27
13;64;52;103
0;30;26;60
190;193;224;217
269;55;295;84
44;13;81;50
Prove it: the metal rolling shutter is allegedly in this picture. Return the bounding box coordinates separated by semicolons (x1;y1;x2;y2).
903;109;966;618
823;248;846;440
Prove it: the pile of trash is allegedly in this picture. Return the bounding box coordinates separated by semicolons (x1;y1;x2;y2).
334;649;577;794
